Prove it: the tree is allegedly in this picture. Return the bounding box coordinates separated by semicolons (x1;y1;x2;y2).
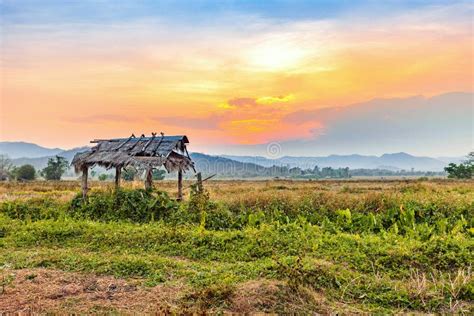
41;156;69;180
466;151;474;164
98;174;108;181
0;154;13;181
13;164;36;181
122;167;138;181
152;169;166;180
444;152;474;179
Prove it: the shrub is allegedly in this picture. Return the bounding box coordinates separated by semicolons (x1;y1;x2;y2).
12;164;36;181
152;169;166;180
68;188;178;222
0;198;64;221
122;167;138;181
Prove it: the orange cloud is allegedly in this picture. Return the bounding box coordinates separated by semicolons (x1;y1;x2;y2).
256;94;295;105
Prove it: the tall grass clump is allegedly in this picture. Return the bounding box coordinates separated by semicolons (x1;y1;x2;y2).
68;188;178;222
0;197;65;221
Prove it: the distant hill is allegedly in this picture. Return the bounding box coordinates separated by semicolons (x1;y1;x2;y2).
221;152;456;171
190;153;274;178
11;147;90;170
0;141;63;159
1;141;460;173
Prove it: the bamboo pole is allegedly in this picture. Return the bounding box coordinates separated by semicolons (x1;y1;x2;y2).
81;166;89;200
145;168;153;190
177;169;183;201
115;166;121;189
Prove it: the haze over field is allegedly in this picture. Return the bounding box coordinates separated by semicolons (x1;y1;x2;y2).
1;0;473;157
0;141;464;172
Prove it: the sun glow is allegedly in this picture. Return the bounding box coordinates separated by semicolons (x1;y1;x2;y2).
245;39;310;72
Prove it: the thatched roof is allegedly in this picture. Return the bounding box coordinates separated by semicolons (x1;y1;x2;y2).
72;134;194;173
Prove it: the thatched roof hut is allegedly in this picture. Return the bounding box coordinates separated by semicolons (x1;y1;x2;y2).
72;133;194;200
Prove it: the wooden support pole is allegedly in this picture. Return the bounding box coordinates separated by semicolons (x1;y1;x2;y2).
145;168;153;191
81;166;89;200
196;172;203;193
115;166;121;189
177;169;183;201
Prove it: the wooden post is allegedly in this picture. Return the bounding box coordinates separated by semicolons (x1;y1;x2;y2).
196;172;203;193
177;169;183;201
81;166;89;200
115;166;121;189
145;168;153;190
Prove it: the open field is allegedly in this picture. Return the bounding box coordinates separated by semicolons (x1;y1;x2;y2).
0;179;473;313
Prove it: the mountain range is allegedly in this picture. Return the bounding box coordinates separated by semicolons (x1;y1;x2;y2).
0;141;64;159
221;153;455;171
0;141;463;173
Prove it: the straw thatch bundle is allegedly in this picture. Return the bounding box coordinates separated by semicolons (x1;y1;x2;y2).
71;134;194;173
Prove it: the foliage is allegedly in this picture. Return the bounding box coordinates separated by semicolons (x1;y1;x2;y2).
444;152;474;179
68;188;178;222
11;164;36;181
0;197;64;221
98;174;108;181
121;167;138;181
40;156;69;180
152;169;166;180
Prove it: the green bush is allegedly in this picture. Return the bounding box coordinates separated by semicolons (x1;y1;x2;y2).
68;188;178;222
12;164;36;181
0;198;64;221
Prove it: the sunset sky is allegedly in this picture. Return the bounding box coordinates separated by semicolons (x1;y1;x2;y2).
1;0;473;156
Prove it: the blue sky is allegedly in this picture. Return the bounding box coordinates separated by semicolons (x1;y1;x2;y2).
1;0;465;24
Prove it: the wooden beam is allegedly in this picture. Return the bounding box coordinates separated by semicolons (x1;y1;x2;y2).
141;132;157;152
81;166;89;200
113;134;135;150
115;166;121;188
145;168;153;191
129;134;145;151
177;169;183;201
151;132;165;156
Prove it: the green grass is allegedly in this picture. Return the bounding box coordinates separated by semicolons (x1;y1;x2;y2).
0;181;473;313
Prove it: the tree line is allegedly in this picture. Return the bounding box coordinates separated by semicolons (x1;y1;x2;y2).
1;152;472;181
0;154;167;181
0;155;69;181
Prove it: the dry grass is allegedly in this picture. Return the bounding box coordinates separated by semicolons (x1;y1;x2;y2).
230;280;332;314
1;178;471;203
0;269;341;314
0;268;187;314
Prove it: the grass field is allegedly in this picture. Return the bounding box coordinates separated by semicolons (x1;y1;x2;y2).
0;179;473;313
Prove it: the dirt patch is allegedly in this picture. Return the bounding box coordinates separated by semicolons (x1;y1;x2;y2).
0;268;184;313
230;280;330;314
0;269;362;314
